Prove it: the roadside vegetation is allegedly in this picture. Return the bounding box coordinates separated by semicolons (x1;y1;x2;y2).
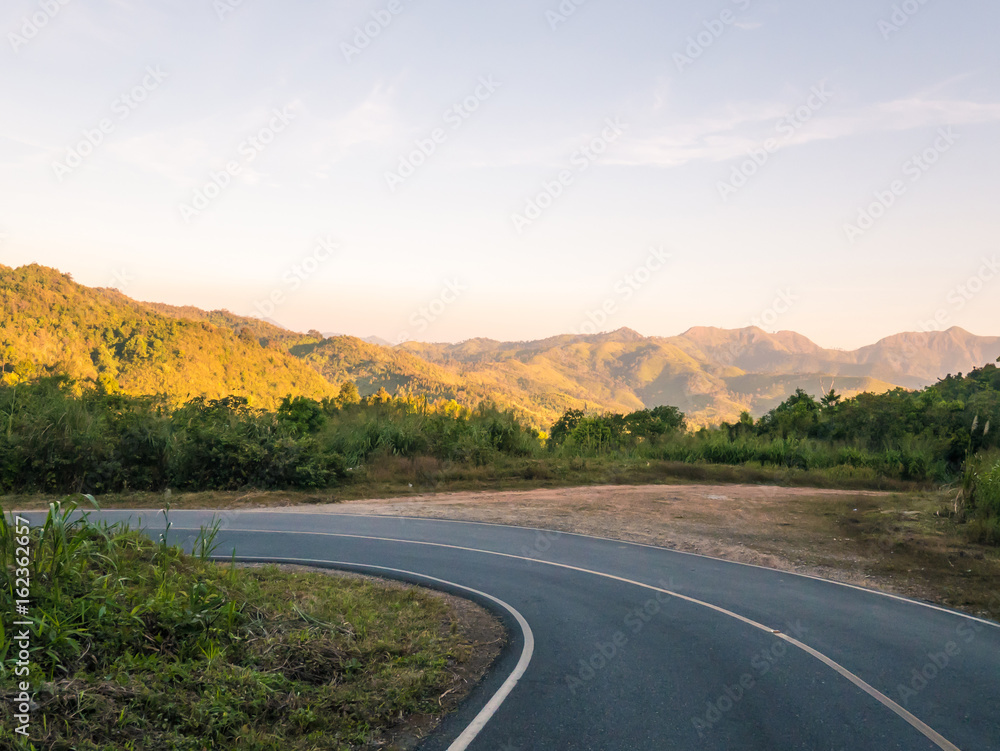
0;498;491;750
2;364;999;545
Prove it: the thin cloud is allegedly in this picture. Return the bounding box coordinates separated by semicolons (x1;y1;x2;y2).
306;83;403;170
104;100;306;185
611;93;1000;168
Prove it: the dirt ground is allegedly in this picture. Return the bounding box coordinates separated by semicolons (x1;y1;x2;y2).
7;481;997;619
258;483;1000;620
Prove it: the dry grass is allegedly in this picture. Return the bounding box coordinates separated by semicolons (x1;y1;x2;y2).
291;484;1000;622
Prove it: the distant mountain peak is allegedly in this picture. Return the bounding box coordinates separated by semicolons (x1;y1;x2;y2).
610;326;644;340
579;327;644;343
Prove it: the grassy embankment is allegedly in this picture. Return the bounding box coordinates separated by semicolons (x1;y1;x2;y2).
0;498;500;750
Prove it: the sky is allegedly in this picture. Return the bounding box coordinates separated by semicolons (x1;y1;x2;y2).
1;0;999;349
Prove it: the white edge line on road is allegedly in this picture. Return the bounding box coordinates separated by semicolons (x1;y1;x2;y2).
189;527;962;751
17;508;999;629
249;510;1000;630
212;554;534;751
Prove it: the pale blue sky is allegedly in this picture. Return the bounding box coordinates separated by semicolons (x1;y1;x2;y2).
2;0;998;348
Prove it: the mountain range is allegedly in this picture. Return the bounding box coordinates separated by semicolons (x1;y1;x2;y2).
3;264;999;427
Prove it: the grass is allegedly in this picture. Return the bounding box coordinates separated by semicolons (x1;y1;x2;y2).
0;498;492;750
0;455;933;513
770;489;1000;620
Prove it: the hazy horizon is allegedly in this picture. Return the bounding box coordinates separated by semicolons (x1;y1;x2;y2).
3;0;999;350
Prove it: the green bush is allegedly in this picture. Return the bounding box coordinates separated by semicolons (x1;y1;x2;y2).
167;397;346;490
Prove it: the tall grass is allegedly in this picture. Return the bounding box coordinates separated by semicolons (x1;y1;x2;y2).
0;498;480;749
1;496;243;682
959;449;1000;544
553;432;942;482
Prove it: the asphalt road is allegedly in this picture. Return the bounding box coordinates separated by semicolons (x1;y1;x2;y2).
29;509;1000;750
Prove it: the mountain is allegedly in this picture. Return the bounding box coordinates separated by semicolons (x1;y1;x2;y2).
142;303;305;348
852;329;1000;388
0;264;335;408
398;326;999;425
398;328;906;427
4;264;999;427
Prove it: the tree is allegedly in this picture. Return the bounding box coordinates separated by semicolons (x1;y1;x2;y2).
336;380;360;408
756;389;820;438
821;389;841;409
549;409;584;446
365;387;393;406
724;410;755;440
96;372;121;395
568;417;614;454
277;396;326;435
648;405;686;433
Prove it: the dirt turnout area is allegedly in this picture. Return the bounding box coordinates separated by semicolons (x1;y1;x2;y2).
274;484;891;580
268;484;1000;621
8;481;998;619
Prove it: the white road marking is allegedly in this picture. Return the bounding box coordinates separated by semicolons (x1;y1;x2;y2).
215;555;535;751
264;511;1000;630
184;526;964;751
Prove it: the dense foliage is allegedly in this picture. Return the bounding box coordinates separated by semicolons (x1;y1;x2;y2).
3;364;999;544
750;367;1000;462
543;365;1000;482
0;377;539;494
547;405;687;452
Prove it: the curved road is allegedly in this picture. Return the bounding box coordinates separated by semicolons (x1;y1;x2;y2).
32;509;1000;750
